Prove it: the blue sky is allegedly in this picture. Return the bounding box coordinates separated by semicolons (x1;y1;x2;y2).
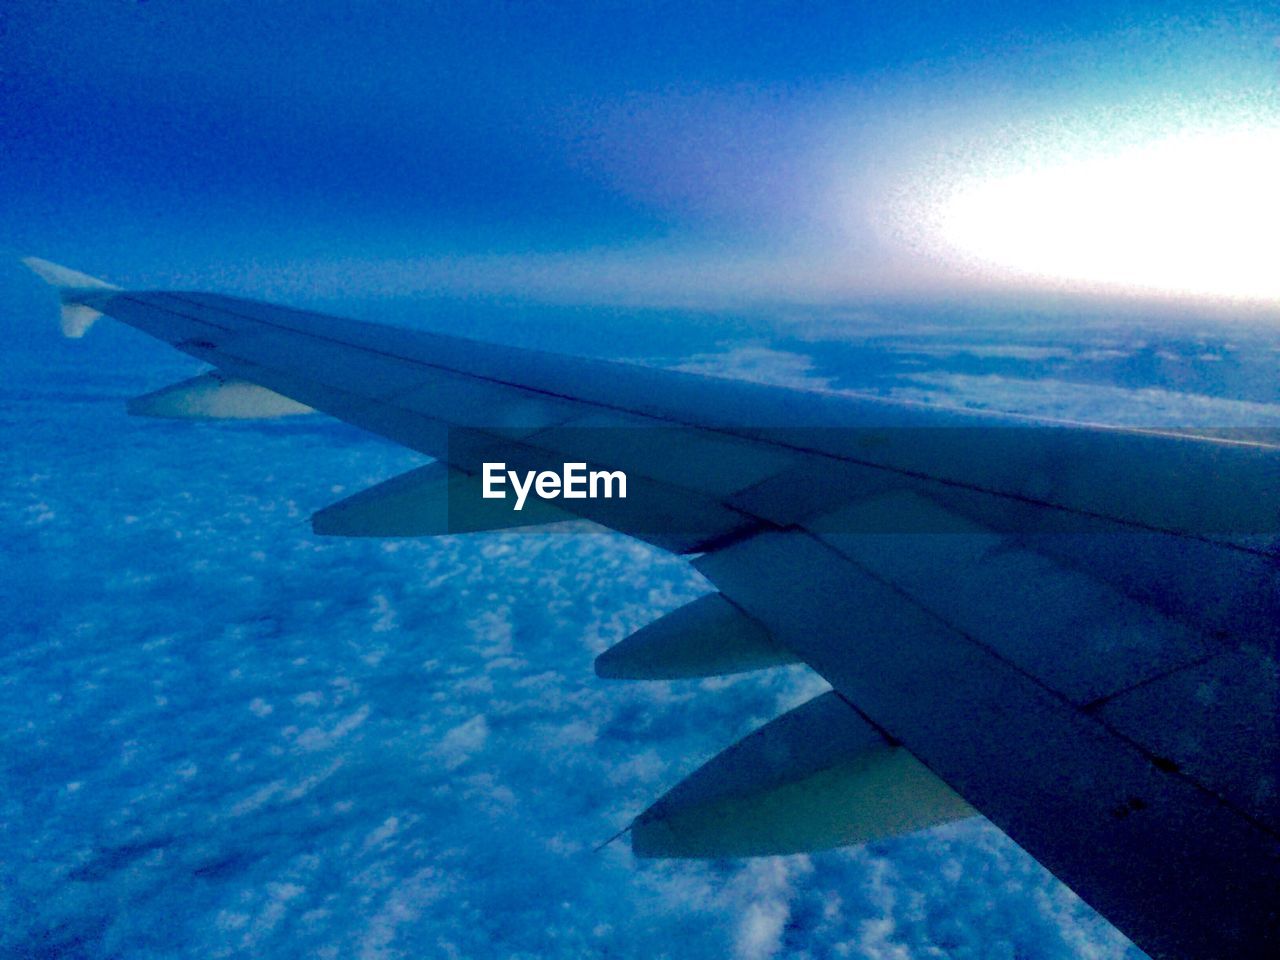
4;3;1280;958
4;1;1278;305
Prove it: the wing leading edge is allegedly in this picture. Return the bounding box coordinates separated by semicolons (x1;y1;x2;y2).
27;258;1280;958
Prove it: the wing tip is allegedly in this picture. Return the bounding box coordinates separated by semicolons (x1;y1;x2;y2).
21;256;120;293
22;257;119;337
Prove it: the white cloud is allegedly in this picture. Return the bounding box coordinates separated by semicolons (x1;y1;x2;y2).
890;371;1280;426
435;715;490;770
1;320;1151;960
670;345;833;389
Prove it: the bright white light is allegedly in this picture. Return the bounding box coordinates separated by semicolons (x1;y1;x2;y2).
932;125;1280;302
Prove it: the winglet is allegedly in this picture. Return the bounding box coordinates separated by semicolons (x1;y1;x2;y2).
22;256;119;293
21;257;120;337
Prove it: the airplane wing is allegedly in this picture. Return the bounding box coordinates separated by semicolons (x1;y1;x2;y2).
25;257;1279;959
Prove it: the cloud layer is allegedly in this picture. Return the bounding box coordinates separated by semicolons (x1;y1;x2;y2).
0;313;1212;959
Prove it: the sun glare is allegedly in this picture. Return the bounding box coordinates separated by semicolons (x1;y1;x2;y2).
929;123;1280;302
